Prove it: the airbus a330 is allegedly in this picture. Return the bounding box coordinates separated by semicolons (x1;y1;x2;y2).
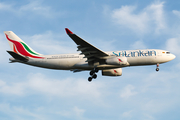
5;28;176;82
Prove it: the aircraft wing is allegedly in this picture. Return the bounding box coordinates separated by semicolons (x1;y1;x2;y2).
65;28;109;63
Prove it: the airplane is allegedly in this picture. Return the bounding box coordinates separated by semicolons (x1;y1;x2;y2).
4;28;176;82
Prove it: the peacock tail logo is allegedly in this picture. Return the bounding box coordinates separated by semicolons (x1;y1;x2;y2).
5;34;44;59
114;70;118;73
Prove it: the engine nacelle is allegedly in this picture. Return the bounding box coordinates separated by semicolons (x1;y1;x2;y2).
102;68;122;76
106;57;128;65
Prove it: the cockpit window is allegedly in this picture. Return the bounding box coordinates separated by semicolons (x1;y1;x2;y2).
166;52;170;54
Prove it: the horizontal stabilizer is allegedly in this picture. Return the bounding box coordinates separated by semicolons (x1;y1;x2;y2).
7;51;29;62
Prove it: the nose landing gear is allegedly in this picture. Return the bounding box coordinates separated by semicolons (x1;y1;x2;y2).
88;68;99;82
156;63;159;71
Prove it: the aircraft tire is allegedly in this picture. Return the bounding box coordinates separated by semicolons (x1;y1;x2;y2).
156;68;159;71
88;77;92;82
92;74;97;79
90;70;94;76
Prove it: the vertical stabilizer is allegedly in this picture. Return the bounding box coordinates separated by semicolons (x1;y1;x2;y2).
4;31;44;59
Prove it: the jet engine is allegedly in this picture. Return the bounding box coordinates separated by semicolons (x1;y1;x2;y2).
102;68;122;76
106;57;128;65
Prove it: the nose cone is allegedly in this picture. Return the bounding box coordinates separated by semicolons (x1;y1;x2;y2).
163;54;176;63
168;54;176;61
171;54;176;60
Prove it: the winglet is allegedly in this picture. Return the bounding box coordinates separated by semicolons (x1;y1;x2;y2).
65;28;73;34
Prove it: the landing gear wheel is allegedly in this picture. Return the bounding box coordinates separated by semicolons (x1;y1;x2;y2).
92;74;97;79
88;77;92;82
88;68;99;82
156;68;159;71
90;70;94;76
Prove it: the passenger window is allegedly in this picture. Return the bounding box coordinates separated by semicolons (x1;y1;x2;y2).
166;52;170;54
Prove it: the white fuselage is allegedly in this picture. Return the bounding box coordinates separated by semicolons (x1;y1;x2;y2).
18;49;175;71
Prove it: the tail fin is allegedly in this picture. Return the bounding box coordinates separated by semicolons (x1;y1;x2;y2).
4;31;44;59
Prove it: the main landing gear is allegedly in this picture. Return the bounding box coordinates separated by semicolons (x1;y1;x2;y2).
156;63;159;71
88;68;99;82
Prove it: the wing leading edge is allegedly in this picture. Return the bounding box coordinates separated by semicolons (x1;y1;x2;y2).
65;28;109;64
